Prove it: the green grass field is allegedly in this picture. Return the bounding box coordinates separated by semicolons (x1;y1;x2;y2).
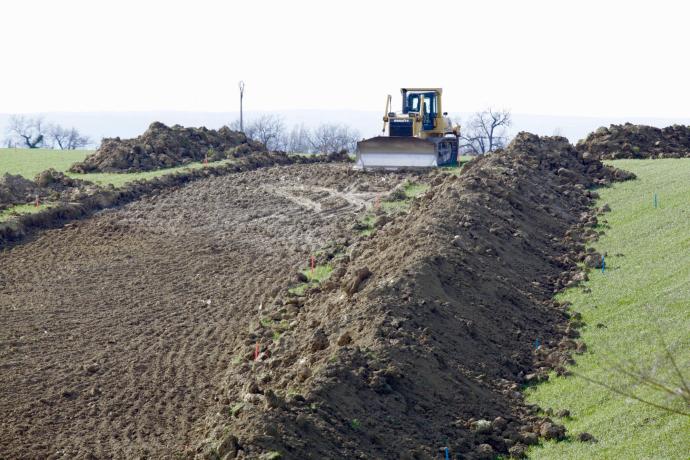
0;148;233;221
0;203;54;221
527;158;690;459
72;161;231;187
0;147;230;187
0;148;91;178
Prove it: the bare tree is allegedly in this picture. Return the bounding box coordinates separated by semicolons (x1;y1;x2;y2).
245;114;285;151
459;108;512;155
5;115;46;148
48;124;70;149
47;124;90;150
66;127;90;149
228;119;242;132
572;314;689;417
284;123;312;153
309;123;360;153
229;117;360;154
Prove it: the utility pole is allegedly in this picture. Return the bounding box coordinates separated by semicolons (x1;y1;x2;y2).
238;81;245;132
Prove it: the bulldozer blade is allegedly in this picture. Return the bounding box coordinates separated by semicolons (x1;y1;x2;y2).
355;136;437;170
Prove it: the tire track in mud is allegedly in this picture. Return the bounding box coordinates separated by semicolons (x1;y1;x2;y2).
0;163;415;458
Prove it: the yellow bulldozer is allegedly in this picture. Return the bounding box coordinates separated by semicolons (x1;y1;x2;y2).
355;88;460;169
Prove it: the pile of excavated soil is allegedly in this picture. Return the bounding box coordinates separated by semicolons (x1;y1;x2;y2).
0;169;95;211
192;133;634;459
0;163;422;459
69;122;267;173
577;123;690;159
0;174;38;210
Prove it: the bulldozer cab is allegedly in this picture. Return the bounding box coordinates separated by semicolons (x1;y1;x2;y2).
402;90;438;131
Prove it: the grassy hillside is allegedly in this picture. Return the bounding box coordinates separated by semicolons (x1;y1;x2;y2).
0;148;232;222
0;148;91;177
0;147;230;188
68;161;229;187
527;158;690;459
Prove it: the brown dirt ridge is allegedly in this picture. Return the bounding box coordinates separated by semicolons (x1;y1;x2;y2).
192;133;634;459
577;122;690;159
69;122;267;173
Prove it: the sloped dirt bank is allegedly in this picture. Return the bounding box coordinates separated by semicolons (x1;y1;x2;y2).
0;152;340;248
0;163;419;459
578;123;690;159
69;122;267;173
193;133;635;459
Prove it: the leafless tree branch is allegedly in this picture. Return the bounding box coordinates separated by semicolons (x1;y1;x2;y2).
5;115;46;148
570;309;689;417
459;108;512;155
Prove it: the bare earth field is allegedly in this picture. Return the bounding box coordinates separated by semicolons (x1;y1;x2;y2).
0;163;415;458
1;136;654;459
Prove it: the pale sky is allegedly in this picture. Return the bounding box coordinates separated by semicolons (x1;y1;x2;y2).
2;0;689;117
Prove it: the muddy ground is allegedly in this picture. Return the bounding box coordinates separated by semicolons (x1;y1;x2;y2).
0;137;632;459
0;163;419;458
191;134;631;460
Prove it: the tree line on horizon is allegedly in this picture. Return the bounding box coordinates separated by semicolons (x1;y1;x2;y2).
3;108;512;155
235;108;512;155
230;115;361;154
4;115;91;150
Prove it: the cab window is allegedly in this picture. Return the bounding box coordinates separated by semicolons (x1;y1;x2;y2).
407;94;420;112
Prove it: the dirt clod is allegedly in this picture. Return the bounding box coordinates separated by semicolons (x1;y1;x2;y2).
342;266;372;295
584;252;603;269
472;419;493;434
539;421;567;441
577;432;598;443
492;416;508;430
336;331;352;346
475;443;495;459
556;409;571;418
309;328;329;352
508;443;528;458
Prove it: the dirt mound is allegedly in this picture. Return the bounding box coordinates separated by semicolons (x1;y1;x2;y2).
191;133;633;459
0;169;98;212
0;173;39;210
577;123;690;159
69;122;267;173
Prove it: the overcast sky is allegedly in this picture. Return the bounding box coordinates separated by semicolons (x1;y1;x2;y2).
2;0;689;118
